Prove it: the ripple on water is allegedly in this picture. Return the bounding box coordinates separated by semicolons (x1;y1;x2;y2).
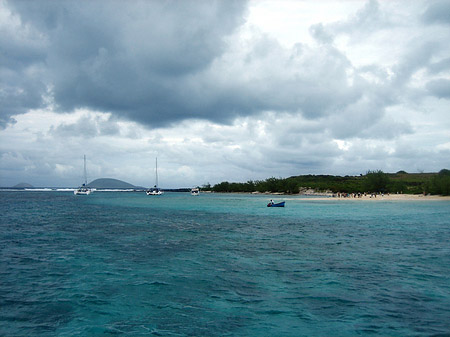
1;192;450;336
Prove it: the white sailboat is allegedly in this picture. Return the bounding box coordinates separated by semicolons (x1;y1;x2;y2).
74;155;93;195
146;157;163;195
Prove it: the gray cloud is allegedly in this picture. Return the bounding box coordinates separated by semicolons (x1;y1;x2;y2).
426;79;450;99
309;23;334;44
2;0;445;135
0;1;49;128
328;0;392;41
428;57;450;74
2;0;248;127
422;0;450;25
1;0;450;187
50;114;121;138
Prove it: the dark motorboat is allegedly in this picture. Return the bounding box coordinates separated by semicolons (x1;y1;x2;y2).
267;201;285;207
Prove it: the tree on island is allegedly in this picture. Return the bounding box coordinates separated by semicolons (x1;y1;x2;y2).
425;169;450;195
363;170;390;193
201;183;211;191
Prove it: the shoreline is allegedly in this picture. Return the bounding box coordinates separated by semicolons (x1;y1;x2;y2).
222;191;450;201
294;194;450;201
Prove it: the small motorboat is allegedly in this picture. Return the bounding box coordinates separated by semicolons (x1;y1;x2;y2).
267;201;285;207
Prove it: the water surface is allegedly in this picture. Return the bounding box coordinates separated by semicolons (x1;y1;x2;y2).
1;191;449;336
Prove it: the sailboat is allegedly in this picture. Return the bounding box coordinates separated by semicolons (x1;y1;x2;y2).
74;155;93;195
146;157;163;195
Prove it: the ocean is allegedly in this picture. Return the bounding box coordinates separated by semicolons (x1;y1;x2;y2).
1;191;450;336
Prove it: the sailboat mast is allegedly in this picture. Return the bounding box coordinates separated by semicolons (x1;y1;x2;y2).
83;155;87;186
155;157;158;187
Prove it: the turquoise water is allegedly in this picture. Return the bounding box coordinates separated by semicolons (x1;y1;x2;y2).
1;191;450;336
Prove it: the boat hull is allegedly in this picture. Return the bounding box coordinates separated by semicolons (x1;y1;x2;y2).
267;201;285;207
74;189;91;195
146;190;163;195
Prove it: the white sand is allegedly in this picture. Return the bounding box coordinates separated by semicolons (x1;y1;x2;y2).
296;194;450;201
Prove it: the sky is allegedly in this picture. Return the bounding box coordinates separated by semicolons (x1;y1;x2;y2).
1;0;449;188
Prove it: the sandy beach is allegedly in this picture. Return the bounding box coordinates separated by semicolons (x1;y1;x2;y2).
298;194;450;201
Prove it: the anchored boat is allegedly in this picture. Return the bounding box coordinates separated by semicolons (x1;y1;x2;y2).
74;155;93;195
146;157;163;196
267;201;285;207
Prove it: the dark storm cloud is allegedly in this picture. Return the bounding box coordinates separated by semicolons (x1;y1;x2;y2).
0;73;45;128
2;0;448;136
2;0;248;128
0;3;48;128
1;0;395;133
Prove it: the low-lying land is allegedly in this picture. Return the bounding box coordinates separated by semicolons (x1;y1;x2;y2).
301;194;450;201
209;169;450;196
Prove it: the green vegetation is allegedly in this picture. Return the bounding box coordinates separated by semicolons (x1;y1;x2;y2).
424;169;450;195
208;170;450;195
364;170;390;193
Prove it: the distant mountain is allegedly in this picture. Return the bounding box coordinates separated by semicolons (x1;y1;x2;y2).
87;178;141;189
12;183;34;188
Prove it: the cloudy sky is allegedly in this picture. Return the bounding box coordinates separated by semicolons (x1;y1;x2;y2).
1;0;449;188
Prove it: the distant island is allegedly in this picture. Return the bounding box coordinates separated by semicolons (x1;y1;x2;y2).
12;183;34;188
86;178;144;189
5;178;188;191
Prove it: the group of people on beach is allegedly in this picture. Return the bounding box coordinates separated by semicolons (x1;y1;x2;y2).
334;192;389;198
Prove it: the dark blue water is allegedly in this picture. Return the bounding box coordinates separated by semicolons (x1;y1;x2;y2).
1;191;450;336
